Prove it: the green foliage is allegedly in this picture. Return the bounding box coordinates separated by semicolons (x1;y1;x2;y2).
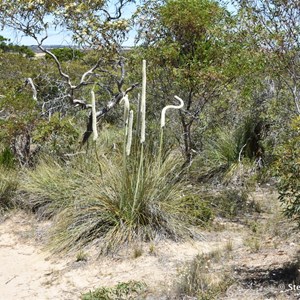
0;147;15;168
0;35;34;58
46;48;84;62
276;116;300;223
192;117;265;183
132;0;261;162
0;166;18;213
81;281;147;300
33;113;80;157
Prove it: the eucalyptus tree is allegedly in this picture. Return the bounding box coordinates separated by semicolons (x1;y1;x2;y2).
233;0;300;116
133;0;251;163
0;0;139;146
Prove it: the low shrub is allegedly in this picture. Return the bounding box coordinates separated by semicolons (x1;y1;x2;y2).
81;280;147;300
275;116;300;224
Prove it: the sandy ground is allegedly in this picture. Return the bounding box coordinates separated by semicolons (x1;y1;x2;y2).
1;188;298;300
0;211;244;300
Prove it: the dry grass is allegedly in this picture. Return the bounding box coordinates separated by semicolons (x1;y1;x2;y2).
20;148;210;254
176;249;233;299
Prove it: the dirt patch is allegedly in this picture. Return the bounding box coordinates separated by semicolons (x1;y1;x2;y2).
1;188;300;299
0;211;243;299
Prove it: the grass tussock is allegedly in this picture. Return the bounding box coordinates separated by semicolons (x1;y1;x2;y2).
50;152;198;254
21;149;209;254
176;250;233;299
20;158;82;218
192;118;264;185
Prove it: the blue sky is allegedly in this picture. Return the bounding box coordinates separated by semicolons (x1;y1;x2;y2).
0;1;236;46
0;2;137;46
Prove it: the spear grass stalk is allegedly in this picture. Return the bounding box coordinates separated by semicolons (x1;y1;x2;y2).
133;60;147;215
140;60;146;144
126;110;134;156
158;95;184;165
91;90;103;176
120;94;131;209
91;90;98;141
121;94;130;135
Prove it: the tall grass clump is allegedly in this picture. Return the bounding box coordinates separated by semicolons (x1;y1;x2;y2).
20;158;80;218
48;61;205;254
22;60;209;254
193;117;265;183
50;150;196;254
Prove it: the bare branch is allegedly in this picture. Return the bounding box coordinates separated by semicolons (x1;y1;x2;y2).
81;82;139;146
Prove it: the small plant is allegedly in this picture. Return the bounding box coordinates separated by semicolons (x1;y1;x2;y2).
244;236;261;253
176;250;233;299
225;239;233;252
0;147;15;168
133;245;143;259
81;280;147;300
149;243;156;255
76;250;88;262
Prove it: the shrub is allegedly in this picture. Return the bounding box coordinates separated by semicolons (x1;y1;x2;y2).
32;113;80;158
45;47;84;61
208;188;261;219
276;116;300;223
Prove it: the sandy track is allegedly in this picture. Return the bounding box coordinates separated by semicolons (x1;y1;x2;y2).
0;211;239;300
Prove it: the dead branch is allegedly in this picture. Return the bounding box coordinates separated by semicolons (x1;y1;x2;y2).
81;82;139;146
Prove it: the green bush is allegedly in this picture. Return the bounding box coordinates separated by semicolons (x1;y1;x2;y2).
32;113;80;158
276;116;300;223
0;35;35;58
46;47;84;61
0;147;15;168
